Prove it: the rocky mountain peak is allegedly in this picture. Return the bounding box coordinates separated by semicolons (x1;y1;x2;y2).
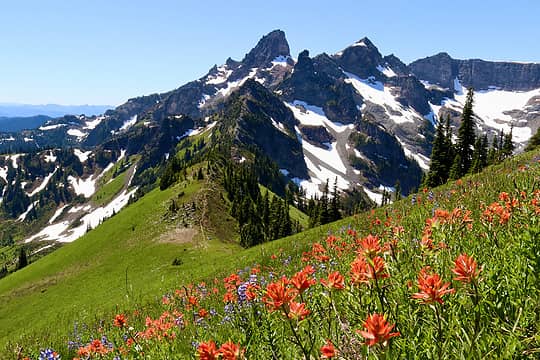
241;29;290;69
334;36;383;79
295;50;315;73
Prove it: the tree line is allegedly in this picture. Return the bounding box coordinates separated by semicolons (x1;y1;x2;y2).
424;88;515;188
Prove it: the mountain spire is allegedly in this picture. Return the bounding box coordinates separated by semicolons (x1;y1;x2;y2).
241;30;290;68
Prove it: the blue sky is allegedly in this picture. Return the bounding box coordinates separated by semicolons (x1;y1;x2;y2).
1;0;539;106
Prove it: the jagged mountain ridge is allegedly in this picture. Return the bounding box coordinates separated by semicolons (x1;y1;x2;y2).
2;30;540;248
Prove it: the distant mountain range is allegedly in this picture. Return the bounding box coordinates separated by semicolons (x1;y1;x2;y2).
0;103;112;118
0;115;52;132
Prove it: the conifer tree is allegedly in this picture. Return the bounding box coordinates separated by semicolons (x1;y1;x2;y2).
426;118;450;187
501;126;514;159
17;247;28;270
470;135;488;174
525;126;540;151
452;88;476;178
394;180;402;201
329;177;340;222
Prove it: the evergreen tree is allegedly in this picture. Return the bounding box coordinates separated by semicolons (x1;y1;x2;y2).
501;127;514;159
329;177;341;222
449;153;463;180
525;126;540;151
470;133;489;172
394;180;402;201
425;118;450;187
17;247;28;270
453;88;476;177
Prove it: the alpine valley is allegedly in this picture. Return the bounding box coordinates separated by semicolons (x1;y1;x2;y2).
1;30;540;356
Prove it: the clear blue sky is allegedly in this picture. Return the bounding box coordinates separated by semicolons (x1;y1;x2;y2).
1;0;539;106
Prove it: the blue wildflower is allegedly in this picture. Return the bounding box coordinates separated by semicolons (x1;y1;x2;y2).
39;349;60;360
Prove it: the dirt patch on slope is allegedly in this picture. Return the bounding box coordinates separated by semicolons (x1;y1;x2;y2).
158;227;198;244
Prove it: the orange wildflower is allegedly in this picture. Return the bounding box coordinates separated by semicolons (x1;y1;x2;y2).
290;266;316;293
218;341;244;360
262;278;297;311
412;267;454;304
320;271;345;290
223;291;236;303
357;234;381;258
320;339;337;358
288;301;310;320
452;253;481;283
113;313;127;328
358;313;400;346
350;256;389;285
197;340;219;360
198;308;209;318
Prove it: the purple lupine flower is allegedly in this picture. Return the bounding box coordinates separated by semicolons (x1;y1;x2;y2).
39;349;60;360
249;273;257;284
237;282;248;303
175;316;185;329
224;303;235;315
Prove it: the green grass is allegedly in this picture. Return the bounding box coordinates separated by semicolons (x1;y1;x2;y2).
91;171;127;207
3;149;540;358
259;184;310;229
0;178;242;349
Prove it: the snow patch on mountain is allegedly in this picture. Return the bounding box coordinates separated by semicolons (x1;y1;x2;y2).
217;68;259;97
363;187;383;205
206;66;233;85
285;101;354;132
345;72;420;124
84;116;105;130
198;94;211;108
444;79;540;143
9;154;22;169
271;117;289;135
120;115;138;131
18;201;39;221
0;166;7;182
377;65;397;78
271;55;290;68
39;124;66;131
49;204;68;224
68;175;97;198
26;175;137;243
44;150;57;163
74;149;92;163
397;138;430;170
67;129;87;138
28;168;57;197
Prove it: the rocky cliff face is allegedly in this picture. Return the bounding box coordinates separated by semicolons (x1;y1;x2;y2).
409;53;540;91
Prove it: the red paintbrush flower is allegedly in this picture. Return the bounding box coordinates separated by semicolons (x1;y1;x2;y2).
288;301;310;320
197;340;219;360
290;265;316;293
218;341;244;360
358;313;400;346
320;339;337;358
412;267;454;304
320;271;345;290
262;278;297;311
452;253;481;283
113;314;127;328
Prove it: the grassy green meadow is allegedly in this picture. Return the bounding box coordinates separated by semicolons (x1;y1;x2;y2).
1;149;540;359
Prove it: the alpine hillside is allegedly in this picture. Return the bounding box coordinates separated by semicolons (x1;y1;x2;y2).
1;29;540;281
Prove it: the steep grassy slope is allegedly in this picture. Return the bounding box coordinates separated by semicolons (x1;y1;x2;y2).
0;177;242;349
3;149;540;359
